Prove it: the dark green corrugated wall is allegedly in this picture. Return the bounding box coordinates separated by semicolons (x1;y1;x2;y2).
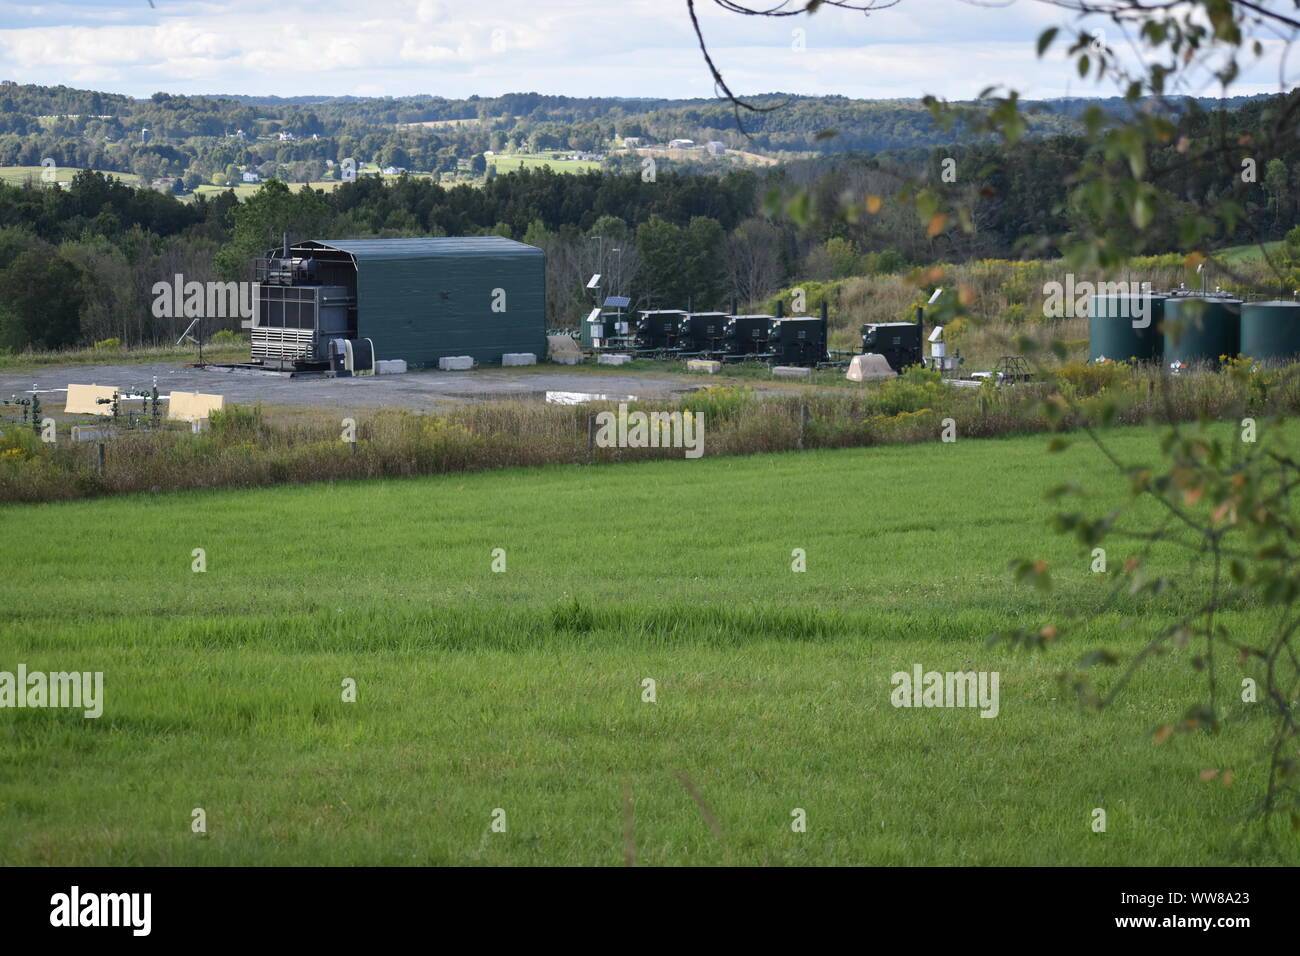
353;246;546;367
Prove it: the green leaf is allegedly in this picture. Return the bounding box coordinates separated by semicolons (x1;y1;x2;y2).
1037;27;1059;57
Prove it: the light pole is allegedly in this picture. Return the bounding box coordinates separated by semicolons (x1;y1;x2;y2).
589;235;603;279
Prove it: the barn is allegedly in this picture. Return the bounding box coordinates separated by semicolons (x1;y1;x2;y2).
249;236;546;370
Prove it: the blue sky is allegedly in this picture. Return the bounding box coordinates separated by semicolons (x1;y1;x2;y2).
0;0;1292;100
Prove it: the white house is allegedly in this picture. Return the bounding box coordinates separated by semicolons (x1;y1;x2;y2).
241;170;261;183
668;138;695;149
706;141;727;156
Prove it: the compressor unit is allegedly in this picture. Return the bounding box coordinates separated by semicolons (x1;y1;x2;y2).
721;315;774;357
861;321;923;372
768;315;829;366
678;312;730;354
250;255;356;368
635;310;687;352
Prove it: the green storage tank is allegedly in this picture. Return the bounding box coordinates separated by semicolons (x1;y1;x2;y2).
1162;296;1241;369
1240;301;1300;362
1089;293;1165;362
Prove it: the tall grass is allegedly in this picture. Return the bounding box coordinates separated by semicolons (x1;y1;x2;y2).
4;361;1299;504
3;427;1298;864
0;342;246;370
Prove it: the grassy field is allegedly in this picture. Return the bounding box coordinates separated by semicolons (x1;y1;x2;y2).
0;342;245;371
1;423;1296;865
1216;240;1284;266
0;166;140;187
189;181;349;201
488;153;603;174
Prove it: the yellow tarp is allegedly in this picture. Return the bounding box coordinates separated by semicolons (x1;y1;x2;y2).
64;384;118;416
167;391;224;422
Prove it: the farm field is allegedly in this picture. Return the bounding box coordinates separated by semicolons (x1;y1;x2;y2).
624;145;782;167
1;423;1297;866
190;172;441;201
1216;240;1285;266
488;153;603;174
0;166;140;186
190;181;347;200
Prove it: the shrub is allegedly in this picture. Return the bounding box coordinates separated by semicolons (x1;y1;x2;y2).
1052;360;1128;398
209;402;265;442
866;249;907;275
93;338;121;350
0;425;40;461
871;366;947;416
678;385;754;424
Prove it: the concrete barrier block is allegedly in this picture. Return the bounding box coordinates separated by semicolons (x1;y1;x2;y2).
686;360;722;374
502;352;537;366
71;425;117;442
597;353;633;366
375;359;407;375
438;355;474;371
772;365;812;380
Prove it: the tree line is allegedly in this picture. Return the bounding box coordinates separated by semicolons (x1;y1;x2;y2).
0;89;1296;351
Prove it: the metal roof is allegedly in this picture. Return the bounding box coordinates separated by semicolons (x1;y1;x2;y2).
298;236;541;262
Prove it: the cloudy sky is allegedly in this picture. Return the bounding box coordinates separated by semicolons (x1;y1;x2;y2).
0;0;1292;101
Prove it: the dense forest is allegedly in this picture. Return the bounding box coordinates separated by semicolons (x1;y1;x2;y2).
0;83;1296;351
3;81;1269;188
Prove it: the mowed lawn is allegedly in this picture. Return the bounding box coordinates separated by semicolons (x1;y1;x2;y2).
1;424;1297;865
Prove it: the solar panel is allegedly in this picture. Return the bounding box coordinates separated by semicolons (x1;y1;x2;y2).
603;296;630;308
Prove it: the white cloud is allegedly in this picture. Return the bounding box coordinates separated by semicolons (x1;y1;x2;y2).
0;0;1292;99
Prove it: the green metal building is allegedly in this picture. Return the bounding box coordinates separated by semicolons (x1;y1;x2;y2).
259;236;546;368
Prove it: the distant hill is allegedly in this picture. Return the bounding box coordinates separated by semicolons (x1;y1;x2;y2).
1;81;1288;154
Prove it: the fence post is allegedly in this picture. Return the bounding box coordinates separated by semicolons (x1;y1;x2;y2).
97;442;105;476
